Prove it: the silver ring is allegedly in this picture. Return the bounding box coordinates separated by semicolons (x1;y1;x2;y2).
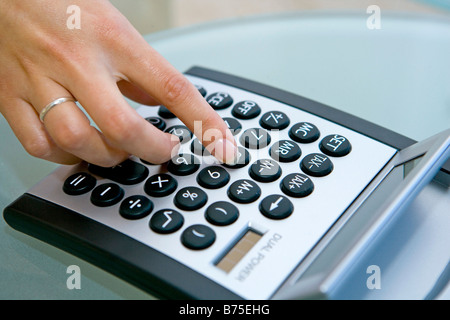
39;97;76;122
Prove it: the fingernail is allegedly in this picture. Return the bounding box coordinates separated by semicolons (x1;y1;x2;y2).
213;138;238;164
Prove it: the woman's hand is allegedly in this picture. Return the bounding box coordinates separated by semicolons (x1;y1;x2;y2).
0;0;237;167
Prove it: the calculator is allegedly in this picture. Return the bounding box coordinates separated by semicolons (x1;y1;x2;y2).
4;66;450;300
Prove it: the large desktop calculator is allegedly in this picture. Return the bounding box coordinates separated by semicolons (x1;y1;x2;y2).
4;67;449;299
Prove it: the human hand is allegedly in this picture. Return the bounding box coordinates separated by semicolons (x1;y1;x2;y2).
0;0;237;167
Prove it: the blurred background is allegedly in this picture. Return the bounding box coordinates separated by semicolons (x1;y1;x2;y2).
110;0;450;35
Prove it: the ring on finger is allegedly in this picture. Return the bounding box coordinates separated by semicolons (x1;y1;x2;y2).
40;97;77;122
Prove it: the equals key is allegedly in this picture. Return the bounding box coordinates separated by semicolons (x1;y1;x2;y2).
63;172;97;196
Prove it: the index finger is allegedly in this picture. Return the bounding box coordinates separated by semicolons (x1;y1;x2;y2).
117;44;238;164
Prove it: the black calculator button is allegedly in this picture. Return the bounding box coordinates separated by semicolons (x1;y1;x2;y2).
259;195;294;220
195;84;207;97
300;153;334;177
289;122;320;143
119;195;153;220
228;179;261;203
167;153;200;176
165;125;193;144
150;209;184;234
269;140;301;162
63;172;96;196
319;134;352;157
197;166;230;189
190;138;211;156
205;201;239;226
145;116;166;131
280;173;314;198
223;117;242;135
231;100;261;119
240;128;271;149
249;159;282;182
158;106;176;119
259;111;290;130
222;147;251;169
88;159;149;185
181;225;216;250
144;173;177;197
174;186;208;211
206;92;233;110
90;183;124;207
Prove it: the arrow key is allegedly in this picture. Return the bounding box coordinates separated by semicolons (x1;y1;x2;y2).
259;194;293;220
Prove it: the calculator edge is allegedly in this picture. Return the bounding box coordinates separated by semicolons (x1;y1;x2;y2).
3;193;243;300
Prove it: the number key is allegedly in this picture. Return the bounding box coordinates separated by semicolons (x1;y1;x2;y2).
197;166;230;189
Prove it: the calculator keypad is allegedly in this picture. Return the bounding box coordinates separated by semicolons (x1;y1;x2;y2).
40;73;398;300
64;85;352;244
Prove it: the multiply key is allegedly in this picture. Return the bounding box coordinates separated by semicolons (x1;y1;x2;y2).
144;173;177;197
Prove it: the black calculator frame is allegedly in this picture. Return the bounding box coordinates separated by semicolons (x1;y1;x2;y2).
4;66;449;300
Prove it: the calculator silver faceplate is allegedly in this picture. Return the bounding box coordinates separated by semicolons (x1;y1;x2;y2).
27;75;397;299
